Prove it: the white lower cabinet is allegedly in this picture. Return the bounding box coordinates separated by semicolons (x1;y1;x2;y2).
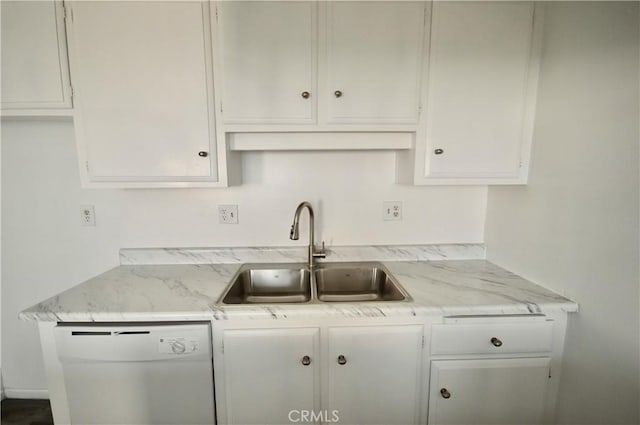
427;316;558;425
428;357;550;425
214;316;566;425
327;326;424;425
215;323;424;425
220;328;320;425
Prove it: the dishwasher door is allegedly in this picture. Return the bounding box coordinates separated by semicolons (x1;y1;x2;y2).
55;322;215;425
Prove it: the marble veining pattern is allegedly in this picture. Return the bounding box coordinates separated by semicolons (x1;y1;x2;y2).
21;257;577;322
119;244;486;265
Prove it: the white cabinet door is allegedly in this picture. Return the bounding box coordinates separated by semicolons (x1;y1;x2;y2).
324;2;425;124
327;325;424;425
68;1;217;184
1;0;72;111
220;328;320;425
423;2;540;182
428;358;550;425
215;1;316;124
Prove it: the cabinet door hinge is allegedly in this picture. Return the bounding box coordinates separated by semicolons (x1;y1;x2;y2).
85;161;90;172
221;341;224;354
70;85;75;101
215;5;219;22
422;335;425;348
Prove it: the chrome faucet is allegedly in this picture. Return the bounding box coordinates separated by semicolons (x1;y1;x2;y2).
290;201;326;269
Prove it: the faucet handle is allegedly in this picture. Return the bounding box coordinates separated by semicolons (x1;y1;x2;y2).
313;241;327;258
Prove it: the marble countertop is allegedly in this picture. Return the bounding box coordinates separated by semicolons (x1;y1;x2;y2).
20;245;577;322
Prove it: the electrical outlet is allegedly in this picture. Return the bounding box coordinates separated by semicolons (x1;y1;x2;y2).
218;205;239;224
383;201;402;221
80;205;96;226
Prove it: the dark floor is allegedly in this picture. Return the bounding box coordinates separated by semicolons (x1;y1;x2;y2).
1;399;54;425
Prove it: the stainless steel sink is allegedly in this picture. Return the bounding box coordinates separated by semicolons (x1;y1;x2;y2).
218;262;410;305
220;264;311;304
314;262;410;302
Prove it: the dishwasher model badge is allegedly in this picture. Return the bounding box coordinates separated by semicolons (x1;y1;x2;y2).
159;337;199;355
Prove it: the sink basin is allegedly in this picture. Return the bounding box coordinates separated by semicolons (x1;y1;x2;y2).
314;262;410;302
220;264;311;304
218;262;410;304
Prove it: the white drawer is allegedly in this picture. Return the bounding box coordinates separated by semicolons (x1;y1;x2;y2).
431;318;554;355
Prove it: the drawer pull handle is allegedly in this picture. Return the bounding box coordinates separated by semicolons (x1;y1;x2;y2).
198;151;208;157
337;354;347;365
440;388;451;399
434;148;444;155
491;337;503;347
301;91;310;99
301;355;311;366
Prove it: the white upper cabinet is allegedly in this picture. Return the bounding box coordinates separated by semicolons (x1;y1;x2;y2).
1;0;72;113
215;1;316;124
5;0;545;185
425;1;536;179
213;1;427;129
399;1;543;185
67;1;223;187
324;2;425;124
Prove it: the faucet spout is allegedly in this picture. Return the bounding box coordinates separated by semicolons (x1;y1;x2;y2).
289;201;325;268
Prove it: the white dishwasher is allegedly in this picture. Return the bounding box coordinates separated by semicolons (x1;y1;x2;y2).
54;322;215;425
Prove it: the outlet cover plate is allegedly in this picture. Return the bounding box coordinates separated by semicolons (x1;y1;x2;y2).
218;205;239;224
80;205;96;226
383;201;402;221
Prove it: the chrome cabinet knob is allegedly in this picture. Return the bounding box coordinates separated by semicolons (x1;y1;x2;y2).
334;90;343;98
440;388;451;399
491;337;503;347
198;151;208;157
337;355;347;365
301;91;310;99
301;355;311;366
434;148;444;155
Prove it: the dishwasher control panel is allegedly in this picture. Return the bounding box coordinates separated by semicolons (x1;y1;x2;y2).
55;323;211;362
159;337;199;355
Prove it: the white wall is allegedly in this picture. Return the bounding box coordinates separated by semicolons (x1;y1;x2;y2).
0;107;3;402
1;118;487;393
485;2;639;424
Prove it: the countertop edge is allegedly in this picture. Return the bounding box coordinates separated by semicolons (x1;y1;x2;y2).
19;301;579;323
